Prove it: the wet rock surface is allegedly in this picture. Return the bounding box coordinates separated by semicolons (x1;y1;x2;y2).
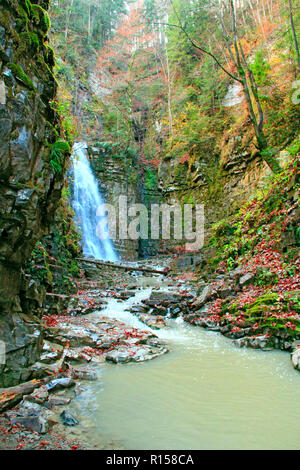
41;311;168;366
0;265;172;449
0;0;70;388
0;252;299;449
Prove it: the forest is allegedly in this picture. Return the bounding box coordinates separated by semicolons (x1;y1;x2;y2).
0;0;299;453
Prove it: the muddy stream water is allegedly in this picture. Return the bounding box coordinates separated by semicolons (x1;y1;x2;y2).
65;275;300;450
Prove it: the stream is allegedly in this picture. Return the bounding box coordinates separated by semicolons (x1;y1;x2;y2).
63;275;300;450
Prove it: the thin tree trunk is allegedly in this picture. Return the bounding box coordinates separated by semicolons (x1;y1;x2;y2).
65;0;73;40
288;0;300;73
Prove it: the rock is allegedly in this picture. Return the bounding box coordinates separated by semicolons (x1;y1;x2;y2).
47;396;72;407
7;400;55;434
24;385;49;405
60;410;79;426
97;336;119;349
193;285;213;308
0;80;6;105
146;337;164;348
233;335;272;349
40;342;63;364
30;351;68;378
130;305;148;314
148;291;182;303
105;348;133;364
10;415;48;434
42;409;60;427
69;367;97;381
170;307;181;317
18;400;44;416
54;329;99;348
133;313;166;330
219;284;234;299
120;290;136;299
226;327;252;339
291;348;300;371
239;272;255;286
220;325;231;334
228;266;244;280
106;344;168;364
46;378;75;392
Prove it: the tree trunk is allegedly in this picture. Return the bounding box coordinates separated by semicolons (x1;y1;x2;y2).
65;0;74;40
288;0;300;73
0;380;41;412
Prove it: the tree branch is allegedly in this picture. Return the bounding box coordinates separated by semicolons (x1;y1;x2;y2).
154;21;244;84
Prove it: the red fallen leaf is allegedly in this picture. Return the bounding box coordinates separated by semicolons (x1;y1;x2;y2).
39;441;49;446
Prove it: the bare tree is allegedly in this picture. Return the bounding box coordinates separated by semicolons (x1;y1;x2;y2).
156;0;280;171
65;0;74;40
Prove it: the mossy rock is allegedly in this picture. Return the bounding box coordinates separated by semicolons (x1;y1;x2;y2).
20;31;40;52
31;4;51;35
45;44;55;67
251;292;279;306
49;139;71;174
212;217;237;238
21;0;33;18
7;62;36;90
245;304;268;317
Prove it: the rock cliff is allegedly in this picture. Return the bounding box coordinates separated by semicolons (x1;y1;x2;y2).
0;0;70;386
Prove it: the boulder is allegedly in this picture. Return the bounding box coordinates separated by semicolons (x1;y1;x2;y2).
46;377;75;392
239;272;255;286
47;396;72;407
291;348;300;371
69;367;97;381
233;335;272;349
24;385;49;405
106;344;168;364
60;410;79;426
192;285;213;308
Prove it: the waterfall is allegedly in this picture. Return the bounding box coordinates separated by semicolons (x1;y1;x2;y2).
71;142;118;262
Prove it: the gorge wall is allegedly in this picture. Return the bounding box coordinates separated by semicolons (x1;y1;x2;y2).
0;0;70;386
89;144;161;260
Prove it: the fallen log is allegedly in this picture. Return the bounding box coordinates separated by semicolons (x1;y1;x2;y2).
77;258;170;275
0;379;42;413
0;350;69;412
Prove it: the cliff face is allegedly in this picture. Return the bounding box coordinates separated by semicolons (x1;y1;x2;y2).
89;144;161;260
0;0;70;386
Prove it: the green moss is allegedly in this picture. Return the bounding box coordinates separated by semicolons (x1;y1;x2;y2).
7;62;36;90
211;217;237;238
32;4;51;34
21;0;33;18
246;304;267;317
49;139;70;174
20;31;40;52
15;6;29;27
251;292;279;305
45;44;55;66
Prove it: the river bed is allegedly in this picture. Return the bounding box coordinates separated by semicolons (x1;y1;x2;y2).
66;280;300;450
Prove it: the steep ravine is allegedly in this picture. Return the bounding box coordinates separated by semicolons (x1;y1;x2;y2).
0;0;299;452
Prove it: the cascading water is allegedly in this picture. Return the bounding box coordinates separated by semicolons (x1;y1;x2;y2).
71;142;118;262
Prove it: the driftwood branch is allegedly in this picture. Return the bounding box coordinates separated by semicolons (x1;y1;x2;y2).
77;258;170;275
0;379;42;412
0;351;69;412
